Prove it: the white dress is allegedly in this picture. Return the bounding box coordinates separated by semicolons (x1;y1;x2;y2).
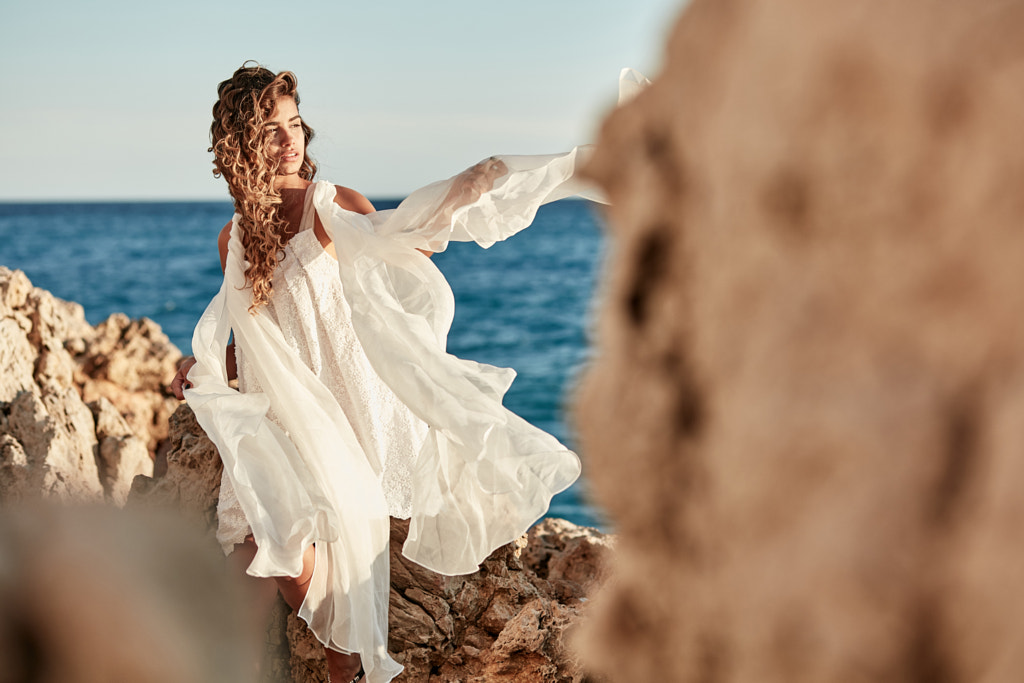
186;149;599;683
216;186;425;550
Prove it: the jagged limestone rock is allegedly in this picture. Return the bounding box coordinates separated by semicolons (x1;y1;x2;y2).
0;266;177;504
90;396;153;505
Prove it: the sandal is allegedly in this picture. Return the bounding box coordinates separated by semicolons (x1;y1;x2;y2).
328;665;365;683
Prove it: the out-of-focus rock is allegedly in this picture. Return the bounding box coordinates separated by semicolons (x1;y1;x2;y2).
129;403;613;683
577;1;1024;681
0;266;176;505
0;503;255;683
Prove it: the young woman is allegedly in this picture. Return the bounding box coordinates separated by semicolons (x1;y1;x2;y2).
172;64;598;683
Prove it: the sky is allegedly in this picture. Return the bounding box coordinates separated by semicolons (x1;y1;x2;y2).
1;0;684;201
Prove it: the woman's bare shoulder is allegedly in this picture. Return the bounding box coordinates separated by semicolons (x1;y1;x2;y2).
332;185;375;215
218;219;233;272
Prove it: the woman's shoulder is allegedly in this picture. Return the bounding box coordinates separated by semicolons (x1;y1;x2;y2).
218;218;233;272
330;184;375;215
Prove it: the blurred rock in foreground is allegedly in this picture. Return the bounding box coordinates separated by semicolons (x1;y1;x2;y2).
577;1;1024;682
0;503;254;683
0;266;180;505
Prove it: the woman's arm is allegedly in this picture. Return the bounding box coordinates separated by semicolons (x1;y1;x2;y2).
321;185;433;257
216;220;238;380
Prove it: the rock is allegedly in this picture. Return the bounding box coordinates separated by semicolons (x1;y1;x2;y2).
0;434;30;502
4;388;102;501
576;1;1024;681
0;267;31;310
76;312;181;453
78;313;179;392
79;377;178;455
0;266;180;505
0;269;40;403
0;317;37;403
524;518;615;597
128;404;223;527
128;402;612;683
0;503;255;683
90;397;153;505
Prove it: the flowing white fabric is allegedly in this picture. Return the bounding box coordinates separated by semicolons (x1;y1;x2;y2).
618;67;651;104
214;187;428;554
184;146;596;683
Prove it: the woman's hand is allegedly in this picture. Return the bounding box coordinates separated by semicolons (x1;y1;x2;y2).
171;356;198;400
449;157;508;206
420;157;510;242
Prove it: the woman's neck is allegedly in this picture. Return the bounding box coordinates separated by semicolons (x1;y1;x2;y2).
274;174;311;191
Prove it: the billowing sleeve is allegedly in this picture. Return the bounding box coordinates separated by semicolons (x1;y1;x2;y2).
315;145;597;574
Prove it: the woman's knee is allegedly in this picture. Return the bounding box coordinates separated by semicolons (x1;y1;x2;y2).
233;536;315;587
275;544;316;588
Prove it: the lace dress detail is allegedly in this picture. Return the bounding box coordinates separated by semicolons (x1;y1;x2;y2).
216;187;426;552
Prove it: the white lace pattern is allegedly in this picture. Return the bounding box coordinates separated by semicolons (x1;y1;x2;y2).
216;189;423;552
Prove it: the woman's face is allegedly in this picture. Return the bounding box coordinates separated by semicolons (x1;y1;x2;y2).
265;96;305;182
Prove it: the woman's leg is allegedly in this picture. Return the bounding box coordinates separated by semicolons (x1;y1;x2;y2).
233;538;363;682
228;538;279;623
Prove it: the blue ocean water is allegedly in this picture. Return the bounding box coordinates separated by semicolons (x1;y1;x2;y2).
0;198;608;529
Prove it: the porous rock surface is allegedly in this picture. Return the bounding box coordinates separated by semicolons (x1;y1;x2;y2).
576;1;1024;682
131;402;614;683
0;266;177;504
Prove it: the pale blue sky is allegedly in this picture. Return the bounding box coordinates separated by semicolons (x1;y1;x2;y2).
2;0;683;200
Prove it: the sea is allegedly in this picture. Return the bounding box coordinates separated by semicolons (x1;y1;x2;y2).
0;198;610;530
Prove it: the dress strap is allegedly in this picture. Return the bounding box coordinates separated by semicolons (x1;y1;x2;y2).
298;183;318;233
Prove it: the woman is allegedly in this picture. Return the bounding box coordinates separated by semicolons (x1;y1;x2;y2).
173;63;597;683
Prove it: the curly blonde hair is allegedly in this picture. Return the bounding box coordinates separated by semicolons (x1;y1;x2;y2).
209;63;317;311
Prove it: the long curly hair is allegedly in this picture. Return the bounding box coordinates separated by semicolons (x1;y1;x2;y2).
209;63;317;311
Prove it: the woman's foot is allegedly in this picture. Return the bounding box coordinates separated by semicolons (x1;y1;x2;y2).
326;649;363;683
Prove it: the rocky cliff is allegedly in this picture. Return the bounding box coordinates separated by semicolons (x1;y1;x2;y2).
0;266;178;504
0;266;612;682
